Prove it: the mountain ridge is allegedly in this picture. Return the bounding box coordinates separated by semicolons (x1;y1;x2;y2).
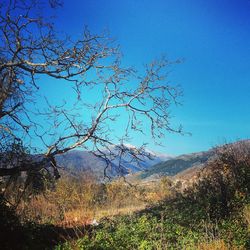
56;144;171;179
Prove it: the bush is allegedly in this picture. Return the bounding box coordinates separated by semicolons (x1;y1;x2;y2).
185;140;250;220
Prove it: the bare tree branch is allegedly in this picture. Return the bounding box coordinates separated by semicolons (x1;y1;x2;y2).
0;0;183;182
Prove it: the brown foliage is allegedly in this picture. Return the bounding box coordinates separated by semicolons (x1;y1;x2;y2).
186;140;250;219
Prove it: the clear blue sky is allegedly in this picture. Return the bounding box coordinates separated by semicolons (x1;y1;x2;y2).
37;0;250;155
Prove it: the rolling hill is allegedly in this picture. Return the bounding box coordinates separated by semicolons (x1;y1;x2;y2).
139;150;215;180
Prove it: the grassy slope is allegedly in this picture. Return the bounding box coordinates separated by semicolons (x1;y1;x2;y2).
139;151;213;179
56;196;250;250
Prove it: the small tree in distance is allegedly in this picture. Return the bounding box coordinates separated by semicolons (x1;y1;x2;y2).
0;0;182;185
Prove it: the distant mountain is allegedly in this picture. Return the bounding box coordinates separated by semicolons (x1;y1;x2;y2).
139;150;215;180
56;151;121;179
103;144;171;173
56;144;171;179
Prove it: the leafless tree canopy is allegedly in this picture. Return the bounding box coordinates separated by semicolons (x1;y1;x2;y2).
0;0;182;180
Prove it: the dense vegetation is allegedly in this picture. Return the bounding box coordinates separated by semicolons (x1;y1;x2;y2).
56;141;250;249
1;140;250;249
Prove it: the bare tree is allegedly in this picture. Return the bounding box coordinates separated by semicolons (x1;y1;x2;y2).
0;0;182;183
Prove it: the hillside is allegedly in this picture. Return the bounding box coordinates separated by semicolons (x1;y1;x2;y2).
56;140;250;250
56;151;120;179
2;140;250;250
139;150;214;179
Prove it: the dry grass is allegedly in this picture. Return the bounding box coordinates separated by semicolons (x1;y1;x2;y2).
57;208;94;228
56;204;147;228
17;195;60;223
16;174;173;228
197;239;244;250
16;180;149;227
243;204;250;231
95;204;147;219
18;196;147;228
